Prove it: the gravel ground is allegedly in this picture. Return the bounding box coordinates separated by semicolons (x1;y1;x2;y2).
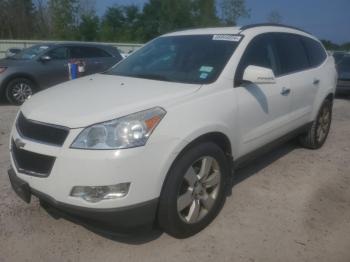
0;97;349;262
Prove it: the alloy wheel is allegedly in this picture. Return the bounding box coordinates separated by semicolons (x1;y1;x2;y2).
11;82;33;104
177;156;221;224
316;105;331;143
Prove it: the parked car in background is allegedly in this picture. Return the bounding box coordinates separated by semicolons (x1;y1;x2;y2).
336;55;350;95
5;48;22;58
333;51;348;65
8;24;336;238
0;43;123;104
119;49;134;59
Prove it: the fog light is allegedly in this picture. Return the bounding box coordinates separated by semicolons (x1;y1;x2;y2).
70;183;130;203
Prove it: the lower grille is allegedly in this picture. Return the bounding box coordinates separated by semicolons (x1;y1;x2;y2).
11;140;56;177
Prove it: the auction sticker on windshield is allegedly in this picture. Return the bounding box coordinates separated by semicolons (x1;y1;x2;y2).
212;35;242;42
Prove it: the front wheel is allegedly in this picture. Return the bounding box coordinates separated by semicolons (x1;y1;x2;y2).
5;78;35;105
158;142;230;238
299;99;332;149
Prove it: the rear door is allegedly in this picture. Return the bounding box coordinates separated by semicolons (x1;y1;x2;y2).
273;33;323;127
234;33;293;155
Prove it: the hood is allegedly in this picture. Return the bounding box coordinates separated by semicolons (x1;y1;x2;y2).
21;74;201;128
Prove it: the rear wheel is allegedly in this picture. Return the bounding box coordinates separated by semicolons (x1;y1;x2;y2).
299;99;332;149
6;78;35;105
158;142;230;238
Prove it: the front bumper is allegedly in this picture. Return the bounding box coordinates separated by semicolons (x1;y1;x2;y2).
8;168;158;233
10;125;178;209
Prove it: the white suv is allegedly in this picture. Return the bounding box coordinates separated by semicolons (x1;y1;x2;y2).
8;24;337;238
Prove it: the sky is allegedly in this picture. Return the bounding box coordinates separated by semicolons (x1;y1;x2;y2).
95;0;350;44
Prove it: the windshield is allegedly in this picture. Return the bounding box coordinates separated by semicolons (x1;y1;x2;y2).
11;45;51;60
105;35;241;84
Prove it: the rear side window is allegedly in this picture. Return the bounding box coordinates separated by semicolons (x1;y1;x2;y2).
235;34;279;85
273;33;309;75
301;37;327;67
69;46;111;59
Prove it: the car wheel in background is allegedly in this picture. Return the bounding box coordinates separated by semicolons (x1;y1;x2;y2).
5;78;35;105
158;142;230;238
299;99;333;149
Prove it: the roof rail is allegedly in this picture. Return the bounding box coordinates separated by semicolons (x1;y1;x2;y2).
239;23;310;34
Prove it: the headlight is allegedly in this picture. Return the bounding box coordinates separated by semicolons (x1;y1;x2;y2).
0;67;7;74
71;107;166;150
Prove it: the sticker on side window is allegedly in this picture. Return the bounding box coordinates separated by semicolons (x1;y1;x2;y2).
199;73;209;79
199;66;214;73
212;35;242;42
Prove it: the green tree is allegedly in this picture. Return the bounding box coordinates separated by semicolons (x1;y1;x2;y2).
0;0;36;39
192;0;219;27
48;0;79;39
79;14;99;41
267;10;282;24
100;5;125;41
220;0;250;26
140;0;193;41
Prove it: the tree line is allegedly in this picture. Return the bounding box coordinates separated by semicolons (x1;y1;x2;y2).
0;0;348;50
0;0;249;42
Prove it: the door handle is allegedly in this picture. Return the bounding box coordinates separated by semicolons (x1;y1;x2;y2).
313;79;320;85
281;87;291;96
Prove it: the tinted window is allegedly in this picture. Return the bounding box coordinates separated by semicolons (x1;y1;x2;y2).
235;34;279;85
338;56;350;79
11;45;51;60
106;35;240;84
273;33;309;75
301;37;327;67
333;52;346;64
47;47;68;60
69;46;111;59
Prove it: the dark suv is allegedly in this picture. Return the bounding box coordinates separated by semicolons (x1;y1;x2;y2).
336;54;350;95
0;43;123;104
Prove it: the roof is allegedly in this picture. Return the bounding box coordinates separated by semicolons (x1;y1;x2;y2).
164;24;311;37
164;27;241;36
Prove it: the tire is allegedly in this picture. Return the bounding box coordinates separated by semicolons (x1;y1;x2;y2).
158;142;230;238
5;78;35;105
299;99;332;149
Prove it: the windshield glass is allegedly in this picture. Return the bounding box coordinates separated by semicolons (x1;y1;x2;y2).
105;35;241;84
11;45;51;60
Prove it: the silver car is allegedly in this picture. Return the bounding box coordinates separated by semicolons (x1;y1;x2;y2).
0;43;123;104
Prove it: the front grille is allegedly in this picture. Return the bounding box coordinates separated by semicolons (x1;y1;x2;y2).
16;112;69;146
11;140;56;177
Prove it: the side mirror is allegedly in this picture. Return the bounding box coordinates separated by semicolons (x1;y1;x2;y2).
243;65;276;84
39;55;51;62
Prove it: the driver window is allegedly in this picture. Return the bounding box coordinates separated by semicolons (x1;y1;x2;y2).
235;34;278;86
47;47;68;60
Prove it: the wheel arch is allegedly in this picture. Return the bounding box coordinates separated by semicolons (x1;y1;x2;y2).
159;131;234;199
0;73;40;95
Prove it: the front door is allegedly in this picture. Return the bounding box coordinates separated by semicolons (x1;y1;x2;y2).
36;46;70;88
234;33;293;156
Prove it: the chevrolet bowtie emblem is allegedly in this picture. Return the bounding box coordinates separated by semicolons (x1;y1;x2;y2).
14;138;26;149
